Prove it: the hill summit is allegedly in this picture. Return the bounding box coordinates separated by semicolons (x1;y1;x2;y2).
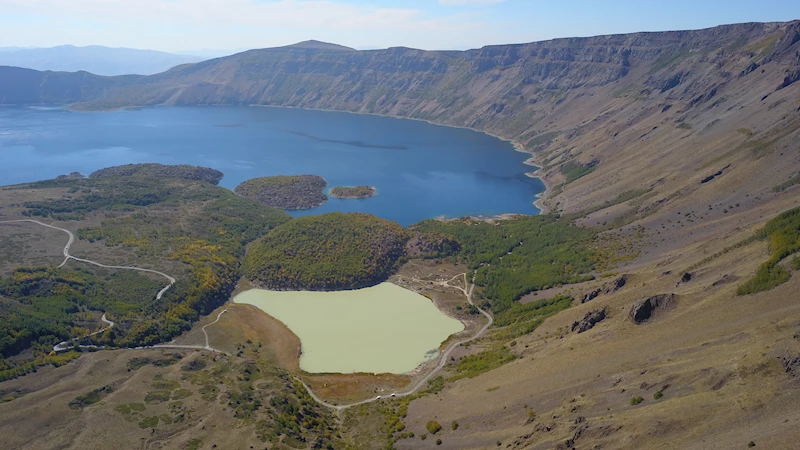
282;40;356;52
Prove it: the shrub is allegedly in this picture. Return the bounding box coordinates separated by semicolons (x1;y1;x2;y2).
436;438;443;445
449;346;517;380
138;416;159;429
426;376;445;394
631;396;644;405
737;206;800;295
144;390;172;404
653;391;664;400
426;420;442;434
68;385;113;410
451;421;459;430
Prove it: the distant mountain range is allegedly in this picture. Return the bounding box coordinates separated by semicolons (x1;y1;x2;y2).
0;45;206;76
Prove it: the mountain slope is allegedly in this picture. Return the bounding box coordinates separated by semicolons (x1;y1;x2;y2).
0;45;204;76
3;22;796;225
1;22;800;449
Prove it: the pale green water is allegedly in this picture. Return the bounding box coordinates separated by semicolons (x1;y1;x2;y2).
233;283;465;374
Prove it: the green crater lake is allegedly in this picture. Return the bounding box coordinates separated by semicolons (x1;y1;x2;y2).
233;283;465;374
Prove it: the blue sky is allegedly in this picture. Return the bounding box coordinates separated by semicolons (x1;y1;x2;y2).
0;0;798;53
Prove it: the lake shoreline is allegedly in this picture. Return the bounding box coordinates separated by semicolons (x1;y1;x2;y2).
250;104;550;215
232;282;464;375
7;104;547;221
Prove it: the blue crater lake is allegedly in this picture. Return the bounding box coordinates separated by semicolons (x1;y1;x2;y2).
0;106;543;225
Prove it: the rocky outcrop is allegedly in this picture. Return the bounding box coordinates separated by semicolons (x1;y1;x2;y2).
607;276;627;293
581;289;602;304
55;172;85;180
582;276;626;303
572;308;607;333
781;353;800;378
778;70;800;89
629;294;676;324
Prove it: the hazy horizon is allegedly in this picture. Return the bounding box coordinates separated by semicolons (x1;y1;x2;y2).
1;0;798;53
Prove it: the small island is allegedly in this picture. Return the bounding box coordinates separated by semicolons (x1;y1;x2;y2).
330;185;377;199
234;175;328;210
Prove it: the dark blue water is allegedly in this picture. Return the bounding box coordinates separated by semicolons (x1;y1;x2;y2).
0;106;542;225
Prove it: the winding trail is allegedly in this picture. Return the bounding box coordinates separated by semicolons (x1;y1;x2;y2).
297;272;494;410
0;219;176;351
201;309;228;349
2;218;491;410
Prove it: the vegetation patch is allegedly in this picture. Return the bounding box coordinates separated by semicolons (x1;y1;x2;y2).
426;376;445;394
737;206;800;295
172;389;193;400
426;420;442;435
449;346;517;381
561;161;598;184
234;175;328;210
19;177;221;221
570;188;653;220
773;174;800;193
0;351;80;382
89;163;224;185
244;212;410;290
152;379;181;390
405;231;461;259
144;390;172;404
492;296;573;340
68;385;113;410
329;185;377;199
115;402;147;415
412;215;596;313
138;415;160;429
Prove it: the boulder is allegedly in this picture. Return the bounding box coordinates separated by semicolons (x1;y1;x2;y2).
629;294;676;324
572;308;607;333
